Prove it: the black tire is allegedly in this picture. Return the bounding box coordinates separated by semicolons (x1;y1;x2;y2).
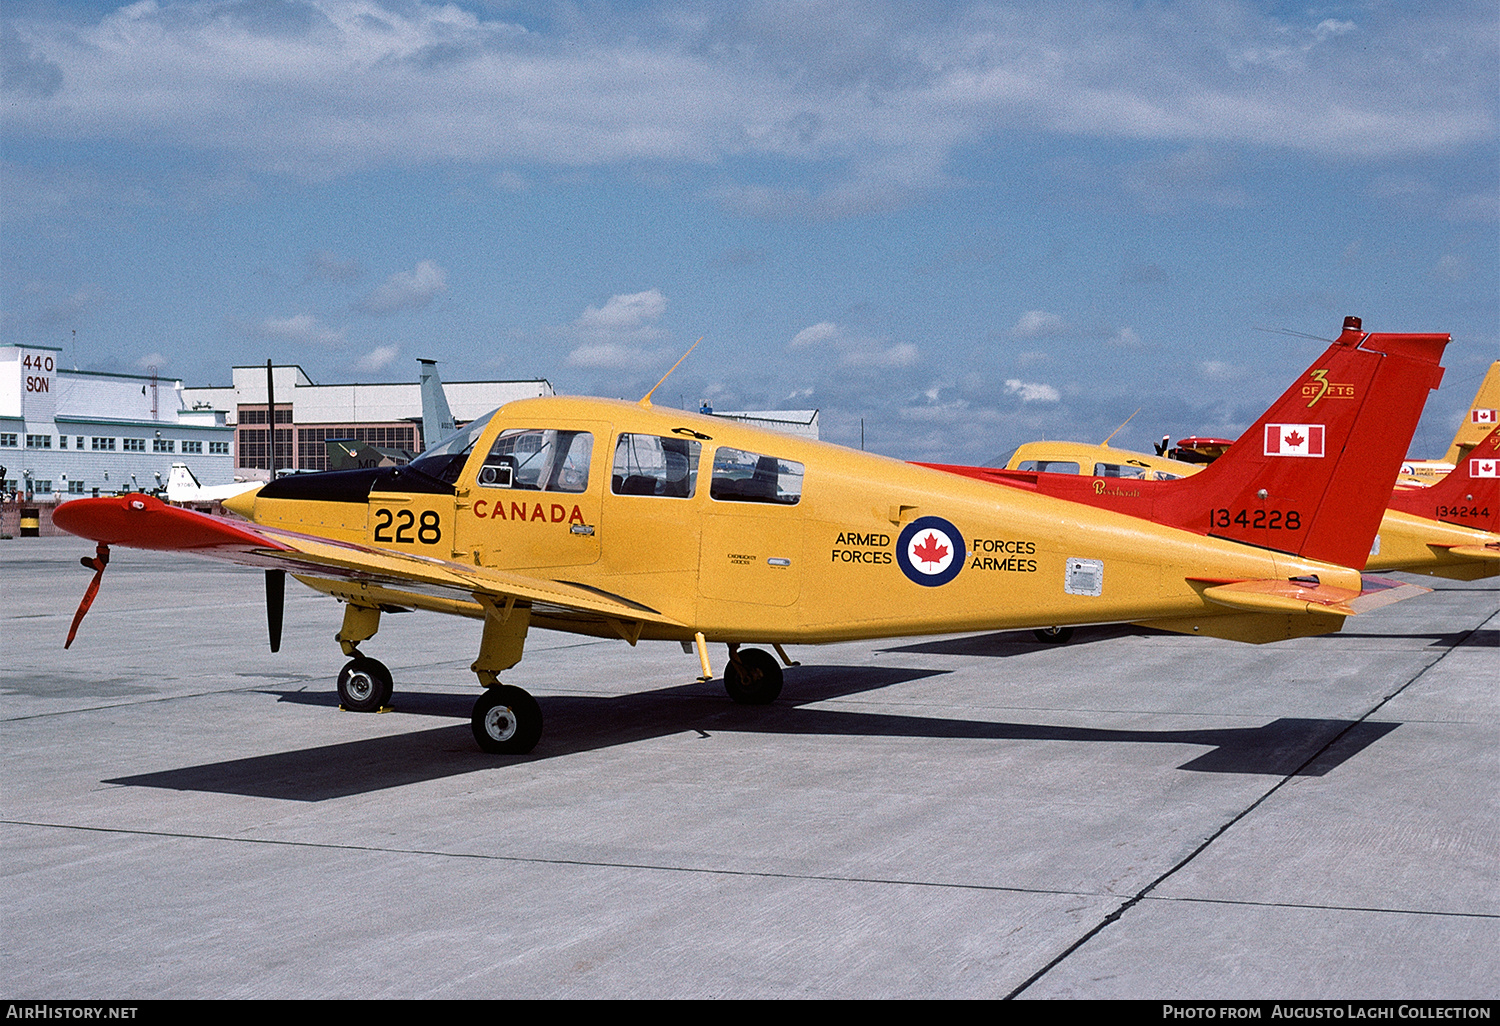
338;656;393;712
1032;626;1074;645
723;647;784;704
471;686;543;755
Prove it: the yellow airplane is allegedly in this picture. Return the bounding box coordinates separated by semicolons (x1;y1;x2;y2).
53;317;1449;755
1398;360;1498;484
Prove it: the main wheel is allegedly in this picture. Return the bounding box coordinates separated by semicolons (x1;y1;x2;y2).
1032;626;1074;644
338;656;393;712
471;686;543;755
723;647;784;704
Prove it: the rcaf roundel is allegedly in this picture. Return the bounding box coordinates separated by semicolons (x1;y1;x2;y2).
896;516;966;587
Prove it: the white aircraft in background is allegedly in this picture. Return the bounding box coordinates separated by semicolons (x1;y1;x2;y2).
165;463;261;505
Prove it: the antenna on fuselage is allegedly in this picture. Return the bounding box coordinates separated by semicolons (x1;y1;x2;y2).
639;337;704;409
1100;408;1140;447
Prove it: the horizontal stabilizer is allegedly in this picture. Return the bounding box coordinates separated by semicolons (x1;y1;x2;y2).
1197;578;1361;617
1439;544;1500;562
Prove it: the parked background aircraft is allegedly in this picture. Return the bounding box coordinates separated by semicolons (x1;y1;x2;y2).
53;318;1446;755
1398;360;1498;484
324;358;458;471
164;463;261;506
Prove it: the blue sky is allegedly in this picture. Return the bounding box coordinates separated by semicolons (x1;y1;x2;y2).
3;0;1495;463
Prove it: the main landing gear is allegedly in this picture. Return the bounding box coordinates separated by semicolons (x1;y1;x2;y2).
1032;626;1075;644
332;598;545;755
471;686;543;755
722;644;784;704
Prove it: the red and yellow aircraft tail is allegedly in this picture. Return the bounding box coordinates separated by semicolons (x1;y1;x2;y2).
925;317;1448;570
1388;427;1500;536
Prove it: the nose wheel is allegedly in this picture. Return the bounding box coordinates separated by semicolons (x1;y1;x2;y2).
338;656;393;712
471;686;543;754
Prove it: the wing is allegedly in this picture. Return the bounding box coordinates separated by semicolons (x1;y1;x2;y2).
51;494;684;642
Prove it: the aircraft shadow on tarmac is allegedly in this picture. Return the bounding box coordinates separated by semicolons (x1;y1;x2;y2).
103;663;1400;802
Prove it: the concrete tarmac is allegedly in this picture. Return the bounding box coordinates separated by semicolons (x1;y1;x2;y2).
1;537;1495;999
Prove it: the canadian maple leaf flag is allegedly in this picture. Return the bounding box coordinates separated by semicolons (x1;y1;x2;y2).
1470;458;1498;478
1472;409;1497;425
1264;423;1325;457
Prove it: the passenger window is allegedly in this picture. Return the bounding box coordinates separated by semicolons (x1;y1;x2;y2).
479;429;593;492
1017;460;1080;475
710;447;804;505
611;434;701;498
1093;462;1147;479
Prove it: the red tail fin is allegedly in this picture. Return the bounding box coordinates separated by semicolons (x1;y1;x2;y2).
1387;427;1500;533
922;317;1449;570
1168;318;1447;567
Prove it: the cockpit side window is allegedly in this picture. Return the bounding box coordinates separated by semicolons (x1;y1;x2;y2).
611;434;700;498
405;410;496;485
710;447;804;504
479;429;593;492
1093;462;1148;479
1016;459;1080;475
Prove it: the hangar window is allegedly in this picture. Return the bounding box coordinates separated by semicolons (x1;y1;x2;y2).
710;448;803;505
123;438;146;452
479;429;593;492
611;434;700;498
182;440;204;454
153;438;174;453
26;435;51;449
1;433;17;447
209;441;229;455
1016;459;1079;475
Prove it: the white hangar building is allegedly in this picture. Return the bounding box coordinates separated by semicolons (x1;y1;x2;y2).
1;345;234;501
1;347;554;501
180;364;554;477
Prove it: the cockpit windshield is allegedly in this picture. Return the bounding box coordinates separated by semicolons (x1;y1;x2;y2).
405;410;497;485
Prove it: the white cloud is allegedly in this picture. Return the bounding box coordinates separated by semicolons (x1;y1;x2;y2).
560;289;669;368
354;344;399;372
250;313;344;346
575;289;666;332
789;321;917;368
3;1;1487;202
1200;360;1244;382
358;260;447;315
1010;311;1068;339
135;352;168;371
789;322;843;348
1004;378;1061;402
565;343;659;369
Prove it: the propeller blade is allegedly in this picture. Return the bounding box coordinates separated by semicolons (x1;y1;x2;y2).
65;543;110;650
266;569;285;653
